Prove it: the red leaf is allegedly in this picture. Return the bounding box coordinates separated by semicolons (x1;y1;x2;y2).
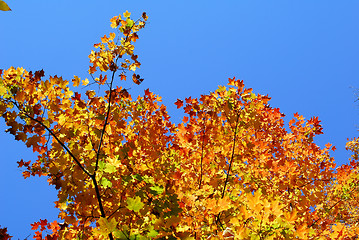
72;92;82;101
40;219;48;231
175;99;183;109
132;73;143;85
31;222;40;230
34;69;45;81
0;225;12;240
34;231;42;240
17;159;31;168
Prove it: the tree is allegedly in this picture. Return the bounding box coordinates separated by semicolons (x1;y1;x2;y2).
0;11;358;239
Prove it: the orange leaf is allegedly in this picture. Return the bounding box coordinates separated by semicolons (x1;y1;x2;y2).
175;99;183;109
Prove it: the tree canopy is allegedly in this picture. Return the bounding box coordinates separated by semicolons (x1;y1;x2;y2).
0;11;358;240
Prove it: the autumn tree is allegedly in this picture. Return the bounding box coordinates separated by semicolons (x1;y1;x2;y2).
0;11;358;239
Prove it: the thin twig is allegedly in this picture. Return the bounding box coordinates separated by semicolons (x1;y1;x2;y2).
221;113;240;198
198;115;207;189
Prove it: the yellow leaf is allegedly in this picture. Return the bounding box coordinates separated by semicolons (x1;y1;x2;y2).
72;75;80;87
98;217;117;235
284;209;297;223
82;78;89;86
229;217;240;226
217;196;232;212
109;32;116;41
123;10;131;18
128;64;137;71
0;1;11;11
110;16;119;28
295;224;309;239
239;205;250;220
330;222;346;238
246;190;262;211
270;200;282;216
58;114;67;125
57;201;67;210
0;85;7;96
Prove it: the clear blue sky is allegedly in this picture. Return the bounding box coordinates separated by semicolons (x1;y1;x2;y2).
1;1;358;238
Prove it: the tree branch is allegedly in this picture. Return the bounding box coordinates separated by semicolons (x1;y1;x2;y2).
18;108;92;178
221;113;240;198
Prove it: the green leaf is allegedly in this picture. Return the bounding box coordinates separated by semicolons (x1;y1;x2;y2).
126;18;134;28
99;160;117;173
104;164;116;173
98;160;106;170
0;1;11;11
133;173;143;181
147;229;158;238
95;114;106;120
126;196;144;212
136;104;143;111
100;178;112;188
113;226;130;239
113;230;128;240
150;185;164;195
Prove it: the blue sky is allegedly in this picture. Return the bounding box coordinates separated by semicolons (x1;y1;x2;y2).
1;1;358;238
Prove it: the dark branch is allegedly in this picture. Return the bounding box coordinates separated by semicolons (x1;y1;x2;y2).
19;108;92;177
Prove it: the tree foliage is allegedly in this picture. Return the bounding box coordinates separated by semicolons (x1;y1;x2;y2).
1;11;359;239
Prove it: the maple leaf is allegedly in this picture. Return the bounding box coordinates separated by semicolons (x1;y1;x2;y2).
31;222;40;230
0;1;11;11
175;99;184;109
72;92;82;101
132;73;143;85
100;177;112;188
39;219;48;231
142;12;148;21
97;217;117;235
110;16;120;28
123;10;131;18
120;73;126;80
34;231;42;240
82;78;89;86
295;224;310;238
17;159;31;168
126;196;144;212
0;225;12;240
72;75;81;87
284;209;297;223
34;69;45;81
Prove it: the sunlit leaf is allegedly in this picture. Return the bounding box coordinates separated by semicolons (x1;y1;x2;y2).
123;10;131;18
0;1;11;11
126;196;144;212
